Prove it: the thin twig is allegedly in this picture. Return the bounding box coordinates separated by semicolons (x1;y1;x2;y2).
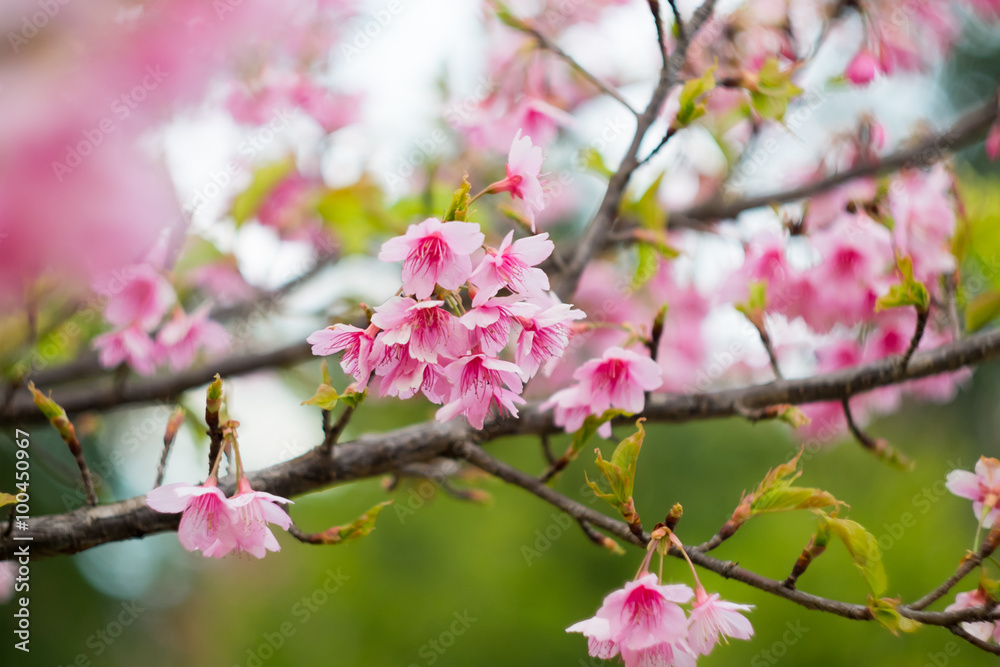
665;0;685;40
319;405;355;456
754;319;783;380
898;308;929;374
154;407;185;488
910;526;1000;611
949;624;1000;655
648;0;670;63
670;98;999;227
555;0;719;301
517;21;638;117
540;433;556;466
841;397;912;470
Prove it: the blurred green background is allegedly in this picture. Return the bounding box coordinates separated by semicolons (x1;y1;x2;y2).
2;357;1000;667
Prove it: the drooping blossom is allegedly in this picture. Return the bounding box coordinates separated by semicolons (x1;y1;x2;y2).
687;588;755;656
101;264;176;330
574;346;663;415
436;354;525;429
92;324;159;376
307;323;379;388
567;574;695;667
512;298;586;379
378;218;485;299
468;231;554;306
486;129;546;230
224;477;294;559
946;456;1000;528
459;295;538;356
145;479;236;558
371;297;466;363
156;304;230;372
944;590;996;642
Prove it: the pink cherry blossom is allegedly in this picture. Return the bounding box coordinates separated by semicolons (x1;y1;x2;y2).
101;264;176;330
189;259;257;305
567;574;695;667
946;456;1000;528
574;346;663;414
794;215;891;332
468;231;554;306
889;166;956;282
512;298;586;379
145;479;235;558
487;130;546;230
371;297;466;363
307;323;378;388
944;590;996;642
845;50;879;85
540;386;613;438
225;477;293;559
436;354;525;429
93;324;159;376
378;218;485;299
459;295;538;357
687;588;755;656
156;304;230;372
371;345;444;402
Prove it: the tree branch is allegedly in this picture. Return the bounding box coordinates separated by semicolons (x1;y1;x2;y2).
0;341;313;424
555;0;718;300
670;98;998;227
6;328;1000;560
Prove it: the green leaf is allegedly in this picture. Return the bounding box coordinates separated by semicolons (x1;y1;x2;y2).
579;147;613;179
868;597;921;635
315;176;388;254
566;409;628;462
750;485;841;514
27;382;75;442
444;175;472;222
206;374;223;417
632;242;661;290
172;236;226;277
966;290;1000;332
776;405;811;429
301;360;365;410
312;501;393;545
675;64;717;127
587;419;646;525
230;157;295;226
735;280;768;322
876;256;930;312
818;512;888;597
301;384;341;410
623;173;667;230
749;58;803;121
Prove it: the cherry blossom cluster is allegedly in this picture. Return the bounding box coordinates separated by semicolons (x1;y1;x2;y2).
92;265;228;375
308;132;586;429
568;533;753;667
309;216;586;428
